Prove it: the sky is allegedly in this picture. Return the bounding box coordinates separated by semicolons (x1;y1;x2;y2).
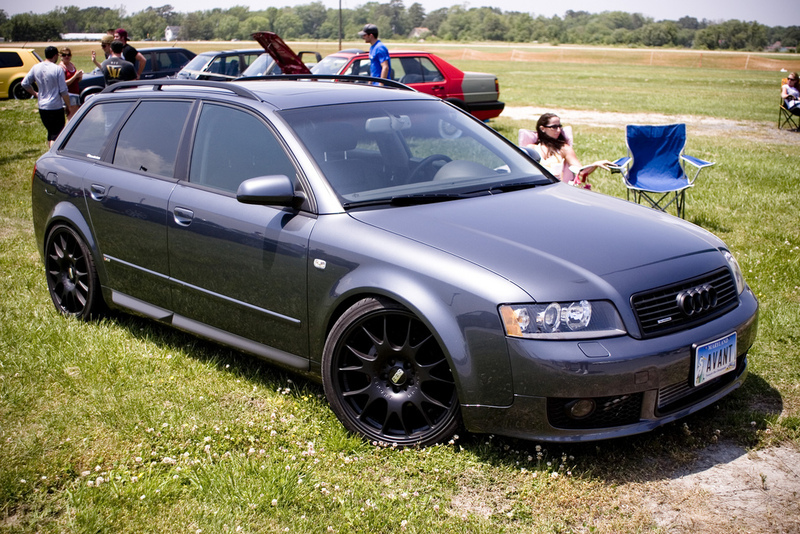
1;0;798;28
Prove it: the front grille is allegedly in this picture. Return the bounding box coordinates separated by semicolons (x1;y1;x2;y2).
656;354;746;415
631;267;738;338
547;393;643;430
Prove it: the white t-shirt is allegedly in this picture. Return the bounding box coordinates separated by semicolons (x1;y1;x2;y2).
784;83;799;108
22;60;68;111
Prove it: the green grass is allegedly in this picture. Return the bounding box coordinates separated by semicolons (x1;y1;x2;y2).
1;49;799;533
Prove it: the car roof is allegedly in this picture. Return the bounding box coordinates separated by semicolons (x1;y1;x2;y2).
102;78;437;111
328;50;433;58
239;79;435;110
197;49;263;56
136;47;194;54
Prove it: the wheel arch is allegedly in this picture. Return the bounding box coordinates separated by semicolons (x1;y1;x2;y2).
42;202;108;288
311;266;516;407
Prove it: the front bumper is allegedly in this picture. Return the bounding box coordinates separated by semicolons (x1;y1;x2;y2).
462;288;758;442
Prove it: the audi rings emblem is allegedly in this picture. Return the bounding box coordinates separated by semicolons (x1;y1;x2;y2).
676;284;718;316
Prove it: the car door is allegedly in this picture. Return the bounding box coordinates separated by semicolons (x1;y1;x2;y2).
81;99;192;308
167;101;314;358
396;56;447;99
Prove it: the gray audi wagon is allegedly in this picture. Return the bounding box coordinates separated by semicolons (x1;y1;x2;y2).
32;78;758;446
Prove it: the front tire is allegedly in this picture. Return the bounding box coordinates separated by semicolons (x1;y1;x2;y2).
44;225;103;319
322;298;460;447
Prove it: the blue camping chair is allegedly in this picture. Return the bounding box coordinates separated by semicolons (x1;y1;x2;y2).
612;124;714;218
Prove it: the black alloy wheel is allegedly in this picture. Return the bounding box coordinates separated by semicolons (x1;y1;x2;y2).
322;298;460;447
44;225;103;319
11;80;33;100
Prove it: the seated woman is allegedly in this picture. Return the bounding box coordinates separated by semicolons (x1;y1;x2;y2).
525;113;612;188
782;72;800;115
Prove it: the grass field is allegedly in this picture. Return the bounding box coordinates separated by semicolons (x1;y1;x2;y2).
1;43;799;533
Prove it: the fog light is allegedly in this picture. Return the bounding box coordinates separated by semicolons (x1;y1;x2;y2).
566;399;596;419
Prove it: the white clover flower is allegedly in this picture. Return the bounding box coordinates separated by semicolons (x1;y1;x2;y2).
271;499;278;506
87;480;94;487
140;494;146;500
131;476;138;483
96;477;104;485
81;471;91;477
134;456;142;463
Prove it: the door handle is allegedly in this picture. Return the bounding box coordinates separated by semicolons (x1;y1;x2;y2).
173;207;194;226
89;184;106;201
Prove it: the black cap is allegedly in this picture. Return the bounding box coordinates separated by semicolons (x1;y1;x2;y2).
358;24;378;38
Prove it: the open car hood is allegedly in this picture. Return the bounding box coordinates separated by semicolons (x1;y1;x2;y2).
251;31;312;75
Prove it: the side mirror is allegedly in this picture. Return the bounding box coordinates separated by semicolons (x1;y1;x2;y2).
521;146;541;162
236;175;304;208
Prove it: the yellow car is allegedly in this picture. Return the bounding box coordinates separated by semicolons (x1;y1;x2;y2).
0;48;42;99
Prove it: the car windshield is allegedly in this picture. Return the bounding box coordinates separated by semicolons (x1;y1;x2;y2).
241;53;280;77
311;55;351;75
181;54;212;72
280;100;550;206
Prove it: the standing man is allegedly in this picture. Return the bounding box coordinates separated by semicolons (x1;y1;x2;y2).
114;28;146;79
101;41;137;86
21;46;72;147
358;24;391;84
91;34;114;69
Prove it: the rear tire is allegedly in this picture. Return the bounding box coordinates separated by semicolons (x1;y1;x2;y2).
44;225;104;320
11;80;32;100
322;297;460;447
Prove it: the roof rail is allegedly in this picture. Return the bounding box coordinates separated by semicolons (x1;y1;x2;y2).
102;79;262;101
236;74;416;92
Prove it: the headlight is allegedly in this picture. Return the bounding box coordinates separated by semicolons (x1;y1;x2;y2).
499;300;626;339
724;251;745;295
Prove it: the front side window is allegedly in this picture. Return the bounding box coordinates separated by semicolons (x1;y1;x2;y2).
189;103;296;193
113;100;192;177
61;101;133;159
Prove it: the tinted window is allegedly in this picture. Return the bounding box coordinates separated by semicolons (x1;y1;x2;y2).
189;103;295;193
113;101;191;177
0;52;23;68
61;101;132;159
164;51;190;69
419;57;444;82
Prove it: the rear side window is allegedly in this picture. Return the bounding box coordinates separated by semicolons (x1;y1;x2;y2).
189;103;295;193
61;101;132;159
164;51;190;69
0;52;23;68
113;101;192;177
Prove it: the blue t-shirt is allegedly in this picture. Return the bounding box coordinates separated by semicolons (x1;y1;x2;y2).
369;40;391;79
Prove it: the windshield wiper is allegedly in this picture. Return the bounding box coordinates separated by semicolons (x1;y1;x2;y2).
389;191;484;206
485;180;549;194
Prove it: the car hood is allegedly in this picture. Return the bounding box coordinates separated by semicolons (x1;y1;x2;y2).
348;185;726;301
251;31;311;75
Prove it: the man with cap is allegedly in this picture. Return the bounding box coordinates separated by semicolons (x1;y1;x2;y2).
113;28;146;79
358;23;391;84
92;34;114;69
21;46;72;147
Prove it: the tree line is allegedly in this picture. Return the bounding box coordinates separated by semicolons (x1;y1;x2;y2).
1;1;798;52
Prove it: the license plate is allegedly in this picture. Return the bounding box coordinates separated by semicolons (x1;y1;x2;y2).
693;332;737;387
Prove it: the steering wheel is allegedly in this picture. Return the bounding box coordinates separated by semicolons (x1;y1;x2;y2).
407;154;452;183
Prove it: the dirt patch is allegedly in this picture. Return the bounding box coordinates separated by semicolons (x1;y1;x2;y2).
501;106;799;145
635;442;800;533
